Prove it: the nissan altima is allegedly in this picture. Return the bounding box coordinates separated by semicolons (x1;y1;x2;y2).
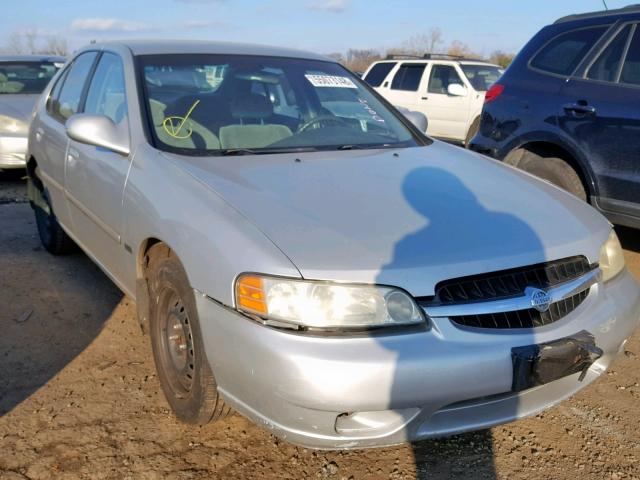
26;40;640;449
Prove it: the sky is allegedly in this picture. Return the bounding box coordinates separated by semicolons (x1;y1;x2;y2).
0;0;631;57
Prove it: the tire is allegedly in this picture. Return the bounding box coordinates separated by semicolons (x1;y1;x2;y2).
519;154;587;201
464;117;481;148
34;192;77;255
146;244;230;424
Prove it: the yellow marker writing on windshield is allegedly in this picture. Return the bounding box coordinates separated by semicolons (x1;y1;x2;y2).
163;100;200;139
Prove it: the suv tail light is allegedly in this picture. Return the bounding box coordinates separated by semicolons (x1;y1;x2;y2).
484;84;504;104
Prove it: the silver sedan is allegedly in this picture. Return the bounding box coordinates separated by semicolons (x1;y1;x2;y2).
26;40;640;449
0;55;64;169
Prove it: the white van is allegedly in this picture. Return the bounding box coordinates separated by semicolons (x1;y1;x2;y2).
363;54;503;144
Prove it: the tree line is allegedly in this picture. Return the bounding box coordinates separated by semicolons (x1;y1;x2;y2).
1;30;68;56
327;29;516;73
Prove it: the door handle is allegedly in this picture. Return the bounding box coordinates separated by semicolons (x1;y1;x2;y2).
421;96;429;100
563;102;596;117
35;127;44;142
67;147;79;163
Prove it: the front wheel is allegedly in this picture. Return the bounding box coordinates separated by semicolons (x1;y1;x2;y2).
519;155;587;202
147;245;230;424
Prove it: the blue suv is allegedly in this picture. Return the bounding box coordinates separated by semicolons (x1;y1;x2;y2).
470;5;640;229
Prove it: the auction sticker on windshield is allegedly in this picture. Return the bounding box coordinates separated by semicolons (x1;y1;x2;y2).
305;74;357;88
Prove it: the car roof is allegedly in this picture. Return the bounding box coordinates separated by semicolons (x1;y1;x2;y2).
555;4;640;24
0;54;66;63
87;39;332;62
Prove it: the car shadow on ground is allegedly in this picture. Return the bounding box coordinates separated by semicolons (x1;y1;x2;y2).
0;202;122;416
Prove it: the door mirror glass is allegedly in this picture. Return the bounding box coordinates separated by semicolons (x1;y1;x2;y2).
447;83;467;96
66;114;130;156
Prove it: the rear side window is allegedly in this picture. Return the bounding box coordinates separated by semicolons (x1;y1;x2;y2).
587;25;632;82
391;63;426;91
49;51;98;121
364;62;396;87
621;25;640;85
530;26;608;75
428;65;464;94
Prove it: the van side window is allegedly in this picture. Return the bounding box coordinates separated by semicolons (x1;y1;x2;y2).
391;63;426;91
587;25;632;82
531;26;608;75
428;65;464;94
364;62;397;87
51;52;98;121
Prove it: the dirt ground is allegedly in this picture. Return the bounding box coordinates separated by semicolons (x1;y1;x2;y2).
1;171;639;480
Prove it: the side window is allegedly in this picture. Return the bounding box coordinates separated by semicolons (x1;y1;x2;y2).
530;26;608;75
84;53;127;123
390;63;426;91
51;52;98;121
46;68;69;115
621;25;640;85
587;25;632;82
428;65;464;94
364;62;396;87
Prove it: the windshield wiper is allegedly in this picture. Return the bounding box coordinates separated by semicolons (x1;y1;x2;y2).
218;148;259;156
337;143;394;150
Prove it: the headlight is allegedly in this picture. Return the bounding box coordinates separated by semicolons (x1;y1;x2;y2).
235;274;426;330
0;115;28;135
599;230;625;282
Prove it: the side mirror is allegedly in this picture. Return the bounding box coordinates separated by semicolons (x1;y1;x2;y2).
447;83;467;97
398;108;428;133
66;114;130;156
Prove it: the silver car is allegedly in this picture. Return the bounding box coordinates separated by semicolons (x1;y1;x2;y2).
26;41;640;450
0;55;64;169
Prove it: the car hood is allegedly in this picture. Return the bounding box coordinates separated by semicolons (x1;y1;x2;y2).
0;94;38;123
169;142;611;296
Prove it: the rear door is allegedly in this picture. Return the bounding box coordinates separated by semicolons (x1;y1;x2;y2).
35;51;99;228
382;62;428;114
423;63;471;141
65;51;131;281
558;22;640;216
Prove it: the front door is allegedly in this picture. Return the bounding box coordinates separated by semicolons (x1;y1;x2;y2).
423;64;471;141
65;52;131;281
558;22;640;217
382;62;428;116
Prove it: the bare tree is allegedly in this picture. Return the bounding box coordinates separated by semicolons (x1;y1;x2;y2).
2;30;68;56
344;48;382;73
489;50;515;68
447;40;475;58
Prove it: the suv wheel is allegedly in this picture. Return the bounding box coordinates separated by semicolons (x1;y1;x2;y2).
519;154;587;202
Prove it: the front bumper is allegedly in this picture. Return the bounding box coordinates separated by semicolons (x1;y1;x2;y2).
196;270;640;449
0;135;27;169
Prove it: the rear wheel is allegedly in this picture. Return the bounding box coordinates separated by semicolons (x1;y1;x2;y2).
34;191;77;255
465;117;481;148
518;153;587;201
147;245;230;424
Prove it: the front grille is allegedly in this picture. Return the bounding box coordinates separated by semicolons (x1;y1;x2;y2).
450;288;590;329
419;256;596;330
433;256;592;305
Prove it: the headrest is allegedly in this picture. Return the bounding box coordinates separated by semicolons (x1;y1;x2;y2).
230;94;273;119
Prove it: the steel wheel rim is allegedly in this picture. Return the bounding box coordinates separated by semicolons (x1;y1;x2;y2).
159;287;196;396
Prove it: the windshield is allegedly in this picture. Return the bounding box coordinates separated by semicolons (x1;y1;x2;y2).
460;64;504;91
0;62;61;94
139;54;421;155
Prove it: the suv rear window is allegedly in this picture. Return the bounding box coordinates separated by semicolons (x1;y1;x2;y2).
391;63;426;91
530;26;608;75
363;62;396;87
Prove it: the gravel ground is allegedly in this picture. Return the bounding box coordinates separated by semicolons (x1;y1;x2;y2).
0;173;638;480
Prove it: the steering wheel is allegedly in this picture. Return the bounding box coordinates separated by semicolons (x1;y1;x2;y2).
297;115;351;133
